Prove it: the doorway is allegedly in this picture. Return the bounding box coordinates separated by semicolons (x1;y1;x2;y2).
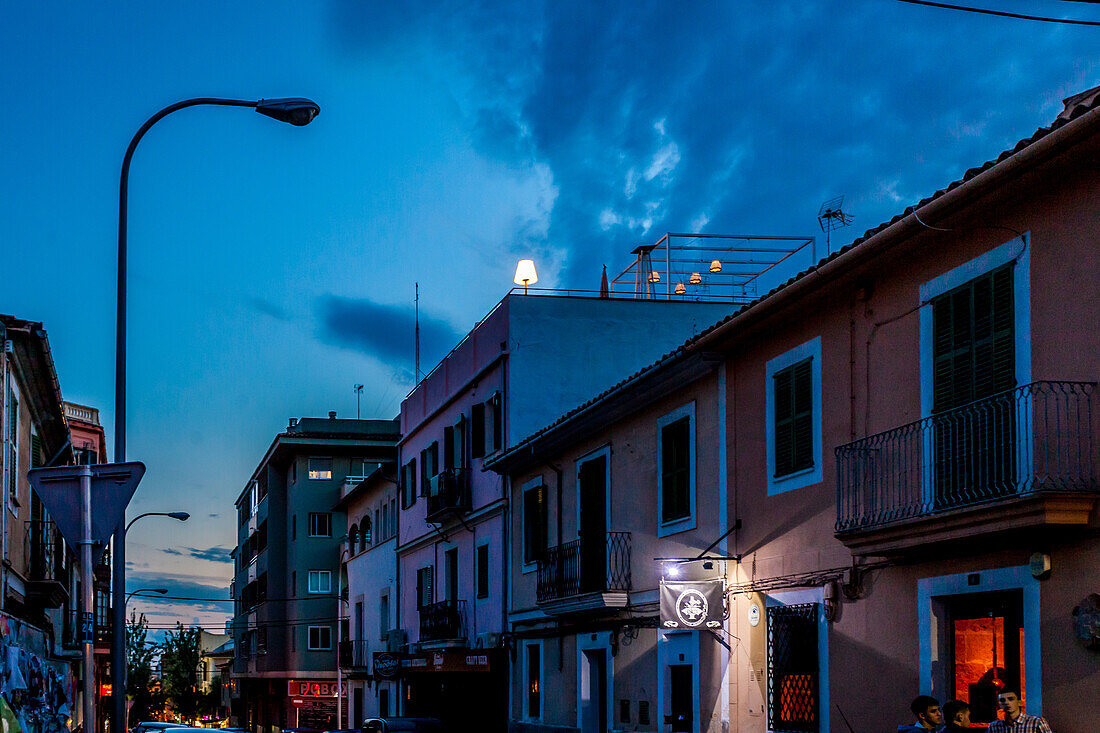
580;648;608;733
947;590;1024;726
578;454;607;593
669;664;693;732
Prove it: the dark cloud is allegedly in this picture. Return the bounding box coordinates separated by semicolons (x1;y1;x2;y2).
316;295;461;374
161;546;232;563
327;0;1099;289
126;574;232;605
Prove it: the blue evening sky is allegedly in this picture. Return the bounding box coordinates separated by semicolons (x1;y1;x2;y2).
2;2;1097;629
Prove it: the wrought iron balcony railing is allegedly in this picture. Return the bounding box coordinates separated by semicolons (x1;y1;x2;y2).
536;532;631;604
419;599;467;642
339;639;370;668
836;381;1097;532
425;468;472;520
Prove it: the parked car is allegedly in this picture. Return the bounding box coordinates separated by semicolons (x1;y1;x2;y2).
361;719;444;733
130;723;189;733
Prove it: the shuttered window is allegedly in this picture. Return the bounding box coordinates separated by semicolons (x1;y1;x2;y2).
416;566;433;609
8;392;18;505
660;417;691;523
471;403;486;458
31;434;42;469
932;265;1015;412
773;358;814;477
523;484;548;564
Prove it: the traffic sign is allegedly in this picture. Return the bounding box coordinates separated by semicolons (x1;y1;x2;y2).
27;463;145;552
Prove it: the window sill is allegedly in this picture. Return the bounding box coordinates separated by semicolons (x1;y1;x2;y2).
767;463;822;495
773;465;815;482
521;562;537;575
657;515;695;538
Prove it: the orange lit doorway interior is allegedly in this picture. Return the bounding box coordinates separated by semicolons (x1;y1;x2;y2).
947;590;1024;728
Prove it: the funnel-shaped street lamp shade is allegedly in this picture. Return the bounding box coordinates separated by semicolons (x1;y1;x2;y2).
674;283;686;295
689;272;702;285
648;270;661;283
514;259;538;287
256;98;320;126
168;512;190;521
709;259;722;273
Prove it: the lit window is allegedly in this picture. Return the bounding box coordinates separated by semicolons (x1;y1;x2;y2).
308;457;333;480
308;570;331;594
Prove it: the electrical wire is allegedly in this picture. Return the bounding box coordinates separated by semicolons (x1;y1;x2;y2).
894;0;1100;24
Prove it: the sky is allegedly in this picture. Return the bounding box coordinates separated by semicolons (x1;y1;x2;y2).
2;1;1098;633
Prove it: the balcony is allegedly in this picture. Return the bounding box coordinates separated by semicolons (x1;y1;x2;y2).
339;640;370;673
836;381;1098;555
536;532;631;615
61;610;112;651
419;600;467;645
424;468;472;522
26;521;69;608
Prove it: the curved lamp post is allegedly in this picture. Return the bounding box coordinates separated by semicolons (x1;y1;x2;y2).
111;97;317;733
125;587;168;605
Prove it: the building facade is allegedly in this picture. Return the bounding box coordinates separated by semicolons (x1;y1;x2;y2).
230;415;399;732
393;293;734;730
338;465;400;726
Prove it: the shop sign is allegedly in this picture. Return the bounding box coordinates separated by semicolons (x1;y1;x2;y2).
373;652;401;679
660;579;726;629
287;680;338;697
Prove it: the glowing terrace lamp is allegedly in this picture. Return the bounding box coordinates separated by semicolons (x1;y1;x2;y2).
514;259;538;294
674;283;686;295
709;259;722;273
689;272;702;285
648;270;661;283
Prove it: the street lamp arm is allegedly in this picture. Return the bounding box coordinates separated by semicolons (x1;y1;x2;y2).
124;510;189;535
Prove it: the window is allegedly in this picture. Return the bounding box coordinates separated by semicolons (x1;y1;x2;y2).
524;642;542;721
361;516;372;548
765;337;823;495
416;566;433;609
380;593;390;639
249;482;258;515
471;402;486;458
291;514;296;541
348;524;359;553
766;603;820;733
308;625;332;650
30;433;41;469
453;415;467;469
488;393;503;453
308;512;332;537
291;570;296;597
401;458;417;508
419;442;439;494
657;403;695;534
380;503;388;540
257;626;267;654
7;388;18;506
476;543;489;599
443;425;455;471
308;570;331;594
522;481;548;567
308;456;333;480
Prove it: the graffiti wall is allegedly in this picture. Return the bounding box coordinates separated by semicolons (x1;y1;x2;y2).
0;612;75;733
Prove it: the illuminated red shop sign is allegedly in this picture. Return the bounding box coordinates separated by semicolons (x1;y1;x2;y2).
287;680;338;697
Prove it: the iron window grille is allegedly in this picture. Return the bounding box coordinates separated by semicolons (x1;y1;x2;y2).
767;603;819;733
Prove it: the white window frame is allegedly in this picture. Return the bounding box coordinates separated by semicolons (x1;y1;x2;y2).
657;402;696;537
765;337;823;495
308;569;331;594
764;587;829;733
917;565;1041;716
522;639;544;722
308;512;332;538
308;456;333;480
307;625;332;651
521;476;545;574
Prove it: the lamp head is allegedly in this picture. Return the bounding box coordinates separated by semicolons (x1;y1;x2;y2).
256;98;320;126
168;512;190;521
514;259;538;287
152;588;169;595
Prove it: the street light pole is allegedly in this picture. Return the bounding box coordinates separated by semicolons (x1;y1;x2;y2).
111;97;317;733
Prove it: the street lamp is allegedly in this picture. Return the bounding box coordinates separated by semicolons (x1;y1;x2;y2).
125;588;168;605
111;96;317;733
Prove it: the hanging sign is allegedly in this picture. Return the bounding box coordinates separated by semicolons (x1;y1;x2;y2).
660;579;726;629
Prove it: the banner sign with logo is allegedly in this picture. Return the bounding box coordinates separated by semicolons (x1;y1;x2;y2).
373;652;401;679
372;649;495;677
660;579;726;629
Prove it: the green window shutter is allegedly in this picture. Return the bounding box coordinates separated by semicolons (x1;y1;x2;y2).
774;359;814;477
31;434;42;469
932;266;1015;413
660;417;691;522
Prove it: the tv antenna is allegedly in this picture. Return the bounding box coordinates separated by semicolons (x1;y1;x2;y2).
353;384;364;419
817;195;853;255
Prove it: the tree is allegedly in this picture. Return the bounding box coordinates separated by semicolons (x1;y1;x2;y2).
127;612;164;722
160;623;203;723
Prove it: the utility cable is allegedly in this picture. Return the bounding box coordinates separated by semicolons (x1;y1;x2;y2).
894;0;1100;25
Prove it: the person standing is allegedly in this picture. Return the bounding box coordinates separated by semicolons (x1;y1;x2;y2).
987;689;1052;733
899;695;944;733
943;700;971;732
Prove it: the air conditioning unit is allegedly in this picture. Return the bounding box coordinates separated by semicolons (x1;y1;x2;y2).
475;633;500;649
385;629;407;652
